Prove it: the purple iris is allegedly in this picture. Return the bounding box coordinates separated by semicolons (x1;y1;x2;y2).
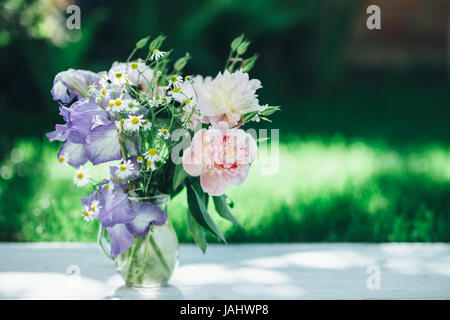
86;184;167;256
46;69;123;167
51;69;99;103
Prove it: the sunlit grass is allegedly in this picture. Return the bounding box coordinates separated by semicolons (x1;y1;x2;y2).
0;138;449;244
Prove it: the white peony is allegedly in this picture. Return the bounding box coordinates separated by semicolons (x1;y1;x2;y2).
195;70;262;127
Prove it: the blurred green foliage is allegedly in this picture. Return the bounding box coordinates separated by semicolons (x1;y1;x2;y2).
0;0;448;243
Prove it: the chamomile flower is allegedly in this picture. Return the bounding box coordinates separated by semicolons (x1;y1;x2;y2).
88;200;102;217
111;71;129;86
168;86;182;96
150;49;165;61
124;99;140;113
111;98;124;112
157;127;171;140
115;160;135;179
144;148;161;162
73;166;90;187
107;98;123;112
136;156;144;164
57;153;69;167
99;74;110;88
168;75;183;87
81;205;95;222
105;181;115;193
142;119;152;130
145;159;157;171
124;115;143;132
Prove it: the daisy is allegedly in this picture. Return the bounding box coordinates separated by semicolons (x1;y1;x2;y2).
111;71;129;86
146;159;157;171
112;98;124;112
157;127;171;140
124;99;140;113
105;181;115;193
124;114;143;132
57;153;69;167
88;200;102;217
168;75;183;87
115;160;135;179
99;74;110;88
143;147;161;162
150;49;165;61
81;205;95;222
73;166;90;187
142;119;152;130
167;86;182;96
107;98;124;112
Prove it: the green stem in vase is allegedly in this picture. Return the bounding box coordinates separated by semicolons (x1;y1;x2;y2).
149;231;171;275
125;240;138;284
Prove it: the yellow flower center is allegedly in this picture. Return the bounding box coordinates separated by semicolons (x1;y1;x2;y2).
146;159;152;167
83;211;89;217
153;49;159;54
131;117;140;125
173;87;181;93
115;72;122;78
109;101;114;107
90;205;96;211
120;164;127;171
77;172;84;179
137;156;143;162
171;76;177;82
115;99;122;106
161;128;167;134
105;185;109;191
185;99;191;105
131;63;138;70
148;148;157;156
101;88;106;96
58;157;64;163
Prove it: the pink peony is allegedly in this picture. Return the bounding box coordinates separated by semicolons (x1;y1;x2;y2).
182;123;258;196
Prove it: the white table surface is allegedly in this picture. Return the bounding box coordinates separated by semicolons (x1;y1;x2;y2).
0;243;449;300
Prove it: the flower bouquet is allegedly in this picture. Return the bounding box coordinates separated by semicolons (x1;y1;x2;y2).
47;34;279;287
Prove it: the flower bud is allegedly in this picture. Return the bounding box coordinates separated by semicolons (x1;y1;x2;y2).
136;36;150;49
174;53;191;71
237;41;250;55
241;54;258;72
230;34;244;51
149;35;166;52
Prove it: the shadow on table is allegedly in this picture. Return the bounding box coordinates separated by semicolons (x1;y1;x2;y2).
103;284;184;300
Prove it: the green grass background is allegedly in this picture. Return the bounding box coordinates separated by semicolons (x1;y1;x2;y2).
0;0;449;244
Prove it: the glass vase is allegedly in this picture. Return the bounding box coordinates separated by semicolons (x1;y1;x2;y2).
98;194;179;288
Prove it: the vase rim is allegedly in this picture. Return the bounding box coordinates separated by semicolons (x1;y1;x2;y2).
128;194;168;201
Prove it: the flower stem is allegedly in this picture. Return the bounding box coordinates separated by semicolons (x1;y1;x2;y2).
149;232;171;275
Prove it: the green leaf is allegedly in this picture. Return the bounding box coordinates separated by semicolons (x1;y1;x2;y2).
187;210;207;253
213;195;243;227
186;181;226;243
173;164;188;191
241;111;259;123
261;106;281;116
